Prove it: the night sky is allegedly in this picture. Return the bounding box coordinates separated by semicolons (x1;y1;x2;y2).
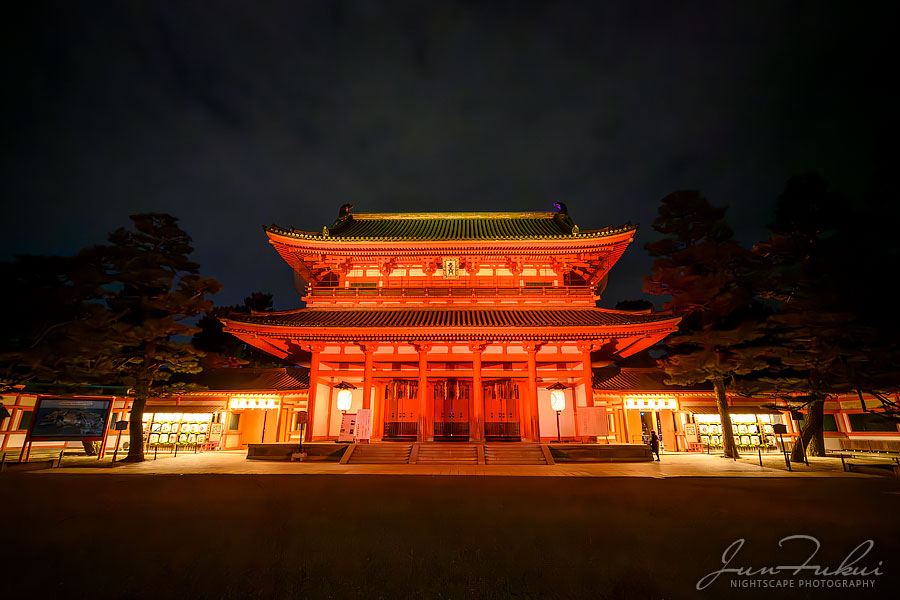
3;1;894;309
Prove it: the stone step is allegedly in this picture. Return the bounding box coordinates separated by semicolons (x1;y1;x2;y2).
415;444;478;464
348;444;411;464
484;444;547;465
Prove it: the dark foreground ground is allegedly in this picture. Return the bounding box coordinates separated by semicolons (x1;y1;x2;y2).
1;474;898;599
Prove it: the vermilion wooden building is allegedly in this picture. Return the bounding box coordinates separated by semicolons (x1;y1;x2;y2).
221;205;680;444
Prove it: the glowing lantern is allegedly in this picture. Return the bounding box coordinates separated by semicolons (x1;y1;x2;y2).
550;389;566;412
334;381;356;413
547;382;569;442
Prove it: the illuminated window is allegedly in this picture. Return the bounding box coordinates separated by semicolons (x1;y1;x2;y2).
228;413;241;431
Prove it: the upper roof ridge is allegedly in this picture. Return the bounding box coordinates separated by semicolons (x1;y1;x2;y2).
349;211;559;220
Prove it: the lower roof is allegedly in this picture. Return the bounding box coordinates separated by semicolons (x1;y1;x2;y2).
593;367;713;391
226;307;676;329
190;368;309;391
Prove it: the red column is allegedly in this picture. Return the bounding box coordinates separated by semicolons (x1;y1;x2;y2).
524;342;541;442
360;342;378;444
304;343;324;442
361;342;378;410
577;342;597;442
469;342;486;442
414;342;432;442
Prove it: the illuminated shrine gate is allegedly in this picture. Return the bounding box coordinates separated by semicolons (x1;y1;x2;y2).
221;205;680;443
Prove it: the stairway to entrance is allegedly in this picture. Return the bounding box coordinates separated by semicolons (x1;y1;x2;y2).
346;443;411;464
414;443;478;465
484;443;548;465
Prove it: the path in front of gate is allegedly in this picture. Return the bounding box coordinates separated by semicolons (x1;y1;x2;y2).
21;449;881;478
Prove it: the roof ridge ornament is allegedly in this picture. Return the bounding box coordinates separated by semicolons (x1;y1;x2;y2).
553;201;579;234
332;203;354;230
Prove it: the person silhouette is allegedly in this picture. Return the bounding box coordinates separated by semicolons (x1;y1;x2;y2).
650;430;661;461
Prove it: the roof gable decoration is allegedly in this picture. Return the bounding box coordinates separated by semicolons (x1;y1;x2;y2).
270;203;635;242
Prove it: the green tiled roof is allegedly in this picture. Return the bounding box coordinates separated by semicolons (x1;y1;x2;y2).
331;212;572;240
268;211;634;241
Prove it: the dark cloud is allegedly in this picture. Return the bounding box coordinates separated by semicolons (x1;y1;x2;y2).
2;0;894;309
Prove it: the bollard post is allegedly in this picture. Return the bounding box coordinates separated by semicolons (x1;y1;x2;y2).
758;447;762;466
174;444;178;457
154;445;158;461
778;432;791;471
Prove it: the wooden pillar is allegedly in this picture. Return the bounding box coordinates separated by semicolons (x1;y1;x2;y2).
361;342;377;410
274;395;284;443
414;342;432;442
325;380;334;439
372;381;383;441
524;342;541;442
469;342;486;442
304;343;324;442
360;343;378;444
577;342;597;442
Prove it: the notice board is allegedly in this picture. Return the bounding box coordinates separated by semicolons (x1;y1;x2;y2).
576;406;609;437
355;409;372;441
27;398;113;441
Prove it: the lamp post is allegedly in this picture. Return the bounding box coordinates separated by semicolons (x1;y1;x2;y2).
547;382;568;443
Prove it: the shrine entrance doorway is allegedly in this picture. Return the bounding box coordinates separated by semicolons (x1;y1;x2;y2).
383;379;419;441
483;379;521;441
433;379;470;441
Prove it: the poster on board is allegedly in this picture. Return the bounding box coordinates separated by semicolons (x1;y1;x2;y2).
684;423;699;443
355;409;371;441
208;422;224;443
28;398;113;441
337;413;357;442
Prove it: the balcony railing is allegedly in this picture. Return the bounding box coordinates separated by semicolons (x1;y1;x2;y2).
308;286;593;298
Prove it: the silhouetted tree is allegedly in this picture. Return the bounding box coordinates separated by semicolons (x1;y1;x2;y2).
750;174;895;460
614;299;654;312
76;214;220;461
0;254;109;389
644;191;768;458
1;215;220;460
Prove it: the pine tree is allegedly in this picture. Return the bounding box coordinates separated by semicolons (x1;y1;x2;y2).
644;191;767;458
751;174;887;460
75;214;221;461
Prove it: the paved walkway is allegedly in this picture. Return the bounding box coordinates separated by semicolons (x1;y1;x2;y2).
12;448;884;478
